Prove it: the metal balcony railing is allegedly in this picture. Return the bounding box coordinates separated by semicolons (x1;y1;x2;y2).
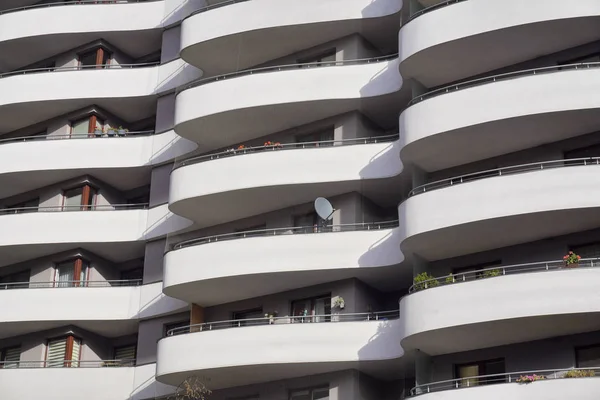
409;258;600;293
407;62;600;107
0;62;159;80
409;157;600;197
0;203;148;215
0;279;142;290
410;367;600;396
170;220;399;251
173;133;399;170
407;0;467;23
0;130;154;146
179;54;399;92
0;0;159;15
166;310;399;337
184;0;250;19
0;359;137;368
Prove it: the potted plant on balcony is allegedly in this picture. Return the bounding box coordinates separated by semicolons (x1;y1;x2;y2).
516;374;545;384
332;296;345;309
563;251;581;268
563;369;595;378
106;126;117;137
413;272;439;291
117;126;129;136
264;141;282;149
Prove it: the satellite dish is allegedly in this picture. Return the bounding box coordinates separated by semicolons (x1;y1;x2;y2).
315;197;335;221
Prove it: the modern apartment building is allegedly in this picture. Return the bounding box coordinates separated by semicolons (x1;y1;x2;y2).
1;0;600;399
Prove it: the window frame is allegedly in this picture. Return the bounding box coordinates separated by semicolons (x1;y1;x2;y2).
289;385;330;400
575;344;600;368
70;114;105;137
77;46;112;69
53;257;90;288
164;320;191;336
454;358;506;386
45;334;82;368
0;345;21;368
62;184;98;211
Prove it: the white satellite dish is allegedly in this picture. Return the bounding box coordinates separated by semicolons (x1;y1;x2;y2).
315;197;335;221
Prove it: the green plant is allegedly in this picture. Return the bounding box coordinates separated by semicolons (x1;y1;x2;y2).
563;251;581;266
445;274;455;284
481;269;501;278
516;374;545;383
168;376;211;400
413;272;439;291
564;369;595;378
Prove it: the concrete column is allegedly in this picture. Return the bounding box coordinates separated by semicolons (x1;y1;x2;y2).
411;253;429;278
415;349;433;391
410;0;425;16
411;163;428;189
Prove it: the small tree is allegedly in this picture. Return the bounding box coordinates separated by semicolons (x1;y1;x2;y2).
168;376;212;400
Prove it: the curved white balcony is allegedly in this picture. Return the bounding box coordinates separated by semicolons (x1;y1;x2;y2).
175;56;403;152
164;223;403;305
169;136;402;226
400;64;600;172
0;281;187;339
0;130;197;199
399;159;600;261
0;364;137;400
0;203;192;268
401;259;600;354
399;0;600;87
156;312;403;389
0;0;165;72
409;368;600;400
0;60;202;133
180;0;401;74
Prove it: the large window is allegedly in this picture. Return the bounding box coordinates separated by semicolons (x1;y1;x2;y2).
63;184;97;211
46;335;81;368
454;358;505;387
0;346;21;369
0;270;30;290
564;143;600;160
294;212;319;232
54;258;89;288
576;345;600;368
113;344;137;366
571;242;600;259
452;260;502;280
289;386;329;400
297;49;336;67
165;320;191;336
71;115;104;137
295;128;335;147
291;295;331;323
232;308;264;327
78;47;111;69
2;198;39;215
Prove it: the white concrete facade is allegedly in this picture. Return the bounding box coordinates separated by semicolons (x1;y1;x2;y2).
4;0;600;399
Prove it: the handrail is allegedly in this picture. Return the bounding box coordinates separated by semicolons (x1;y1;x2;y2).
173;133;399;170
0;130;154;145
410;366;600;396
0;279;142;290
0;359;137;368
184;0;249;19
409;157;600;196
407;0;467;23
409;258;600;293
0;62;159;80
179;53;399;92
0;0;158;15
407;61;600;107
0;203;149;215
170;220;399;251
166;310;399;337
